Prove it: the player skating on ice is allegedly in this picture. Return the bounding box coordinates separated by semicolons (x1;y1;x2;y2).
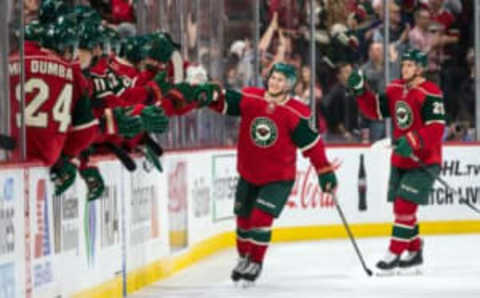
196;63;338;285
347;49;446;274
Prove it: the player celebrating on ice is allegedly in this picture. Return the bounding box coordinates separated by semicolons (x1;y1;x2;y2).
196;62;338;285
347;49;446;273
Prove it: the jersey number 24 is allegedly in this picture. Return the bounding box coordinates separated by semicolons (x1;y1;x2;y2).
15;78;73;133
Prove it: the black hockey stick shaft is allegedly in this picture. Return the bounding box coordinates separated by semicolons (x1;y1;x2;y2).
411;154;480;214
143;134;164;156
332;194;373;276
104;142;137;172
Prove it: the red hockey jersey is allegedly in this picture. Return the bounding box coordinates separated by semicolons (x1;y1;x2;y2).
9;42;99;165
211;87;331;185
356;79;446;169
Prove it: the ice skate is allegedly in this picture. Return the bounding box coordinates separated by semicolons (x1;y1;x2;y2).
375;251;400;276
240;262;262;288
397;249;423;275
231;256;250;284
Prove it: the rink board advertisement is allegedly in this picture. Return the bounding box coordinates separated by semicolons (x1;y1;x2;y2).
125;157;170;271
0;169;24;298
0;144;479;298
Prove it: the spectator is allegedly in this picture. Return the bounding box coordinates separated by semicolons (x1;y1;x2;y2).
371;1;407;80
360;42;390;142
408;7;442;84
424;0;462;121
456;48;475;125
323;62;361;142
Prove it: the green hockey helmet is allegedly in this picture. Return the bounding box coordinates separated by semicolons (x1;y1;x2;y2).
25;20;45;43
402;49;428;69
39;0;72;24
78;23;105;50
72;5;102;25
268;62;298;90
41;15;79;56
120;35;149;63
142;32;181;63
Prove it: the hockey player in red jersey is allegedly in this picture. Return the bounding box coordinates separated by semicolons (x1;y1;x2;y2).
198;63;338;284
9;16;143;199
348;49;446;273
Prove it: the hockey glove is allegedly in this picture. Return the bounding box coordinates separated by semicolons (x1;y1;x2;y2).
145;144;163;173
193;83;222;107
50;156;77;196
140;105;169;133
113;107;144;138
172;82;196;103
347;69;365;96
318;171;338;194
394;132;422;158
152;71;173;94
80;167;105;201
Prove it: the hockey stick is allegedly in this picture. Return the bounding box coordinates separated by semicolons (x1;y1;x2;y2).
103;142;137;172
410;154;480;214
143;134;164;156
332;194;373;276
0;134;16;150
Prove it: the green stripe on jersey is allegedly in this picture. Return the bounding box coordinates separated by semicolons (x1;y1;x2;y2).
225;89;242;116
291;118;319;150
422;95;446;123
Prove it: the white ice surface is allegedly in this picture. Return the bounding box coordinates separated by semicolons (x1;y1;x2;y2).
129;234;480;298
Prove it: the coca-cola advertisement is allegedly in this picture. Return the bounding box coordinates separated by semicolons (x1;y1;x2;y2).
287;165;335;211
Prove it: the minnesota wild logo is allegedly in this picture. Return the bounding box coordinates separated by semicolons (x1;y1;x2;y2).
250;117;278;148
395;101;414;130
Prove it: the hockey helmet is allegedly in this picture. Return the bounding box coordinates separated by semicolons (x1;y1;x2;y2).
73;5;102;25
78;23;105;50
142;32;181;63
41;15;79;56
25;20;45;43
268;62;298;90
401;49;427;69
39;0;72;24
120;35;149;63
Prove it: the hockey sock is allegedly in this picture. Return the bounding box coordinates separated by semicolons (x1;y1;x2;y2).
408;225;421;251
389;197;418;255
236;215;252;257
249;208;274;263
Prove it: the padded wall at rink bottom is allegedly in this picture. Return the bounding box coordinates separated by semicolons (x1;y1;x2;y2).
0;144;479;298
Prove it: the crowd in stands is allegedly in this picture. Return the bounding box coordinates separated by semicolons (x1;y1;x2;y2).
225;0;476;143
5;0;477;148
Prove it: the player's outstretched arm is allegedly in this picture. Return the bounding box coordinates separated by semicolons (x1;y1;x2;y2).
193;83;243;117
347;70;390;120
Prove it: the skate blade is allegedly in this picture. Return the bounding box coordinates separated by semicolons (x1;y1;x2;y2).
397;267;422;276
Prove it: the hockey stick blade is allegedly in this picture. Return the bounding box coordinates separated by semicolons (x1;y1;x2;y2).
104;142;137;172
0;134;16;150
